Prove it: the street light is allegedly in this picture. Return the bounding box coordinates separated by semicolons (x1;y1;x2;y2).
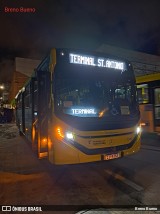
0;85;5;90
0;85;5;104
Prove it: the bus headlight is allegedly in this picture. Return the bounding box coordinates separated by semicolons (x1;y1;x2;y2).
65;131;74;140
136;126;141;134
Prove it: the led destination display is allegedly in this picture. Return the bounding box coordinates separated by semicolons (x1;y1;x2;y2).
64;106;98;117
69;53;125;70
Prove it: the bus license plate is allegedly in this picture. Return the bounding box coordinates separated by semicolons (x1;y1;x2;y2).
103;153;120;160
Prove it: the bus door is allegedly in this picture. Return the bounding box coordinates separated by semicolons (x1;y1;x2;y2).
16;92;25;135
37;70;50;158
154;87;160;132
31;78;38;151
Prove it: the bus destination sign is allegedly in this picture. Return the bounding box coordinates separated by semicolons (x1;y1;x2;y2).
69;53;125;70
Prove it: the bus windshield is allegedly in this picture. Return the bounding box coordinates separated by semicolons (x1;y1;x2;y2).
54;65;138;118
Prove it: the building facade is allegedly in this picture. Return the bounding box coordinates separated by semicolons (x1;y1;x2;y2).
9;57;40;103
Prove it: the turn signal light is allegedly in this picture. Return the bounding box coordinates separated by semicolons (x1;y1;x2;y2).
56;127;64;139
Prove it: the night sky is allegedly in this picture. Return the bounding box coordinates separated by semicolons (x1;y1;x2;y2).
0;0;160;82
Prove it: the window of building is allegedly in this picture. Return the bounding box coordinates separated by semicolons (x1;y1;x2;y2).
154;88;160;120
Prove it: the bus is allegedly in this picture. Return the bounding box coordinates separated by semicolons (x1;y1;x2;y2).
16;48;141;165
136;72;160;133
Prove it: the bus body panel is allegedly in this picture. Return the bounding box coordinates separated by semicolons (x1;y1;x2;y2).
47;115;141;165
48;125;141;165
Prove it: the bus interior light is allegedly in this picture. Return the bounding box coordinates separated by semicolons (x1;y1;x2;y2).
34;111;38;116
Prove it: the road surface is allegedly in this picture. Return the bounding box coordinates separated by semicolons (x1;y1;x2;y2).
0;123;160;214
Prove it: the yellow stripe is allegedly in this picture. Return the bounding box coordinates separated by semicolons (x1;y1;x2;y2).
136;73;160;84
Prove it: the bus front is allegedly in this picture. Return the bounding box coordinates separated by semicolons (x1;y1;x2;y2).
48;50;141;164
